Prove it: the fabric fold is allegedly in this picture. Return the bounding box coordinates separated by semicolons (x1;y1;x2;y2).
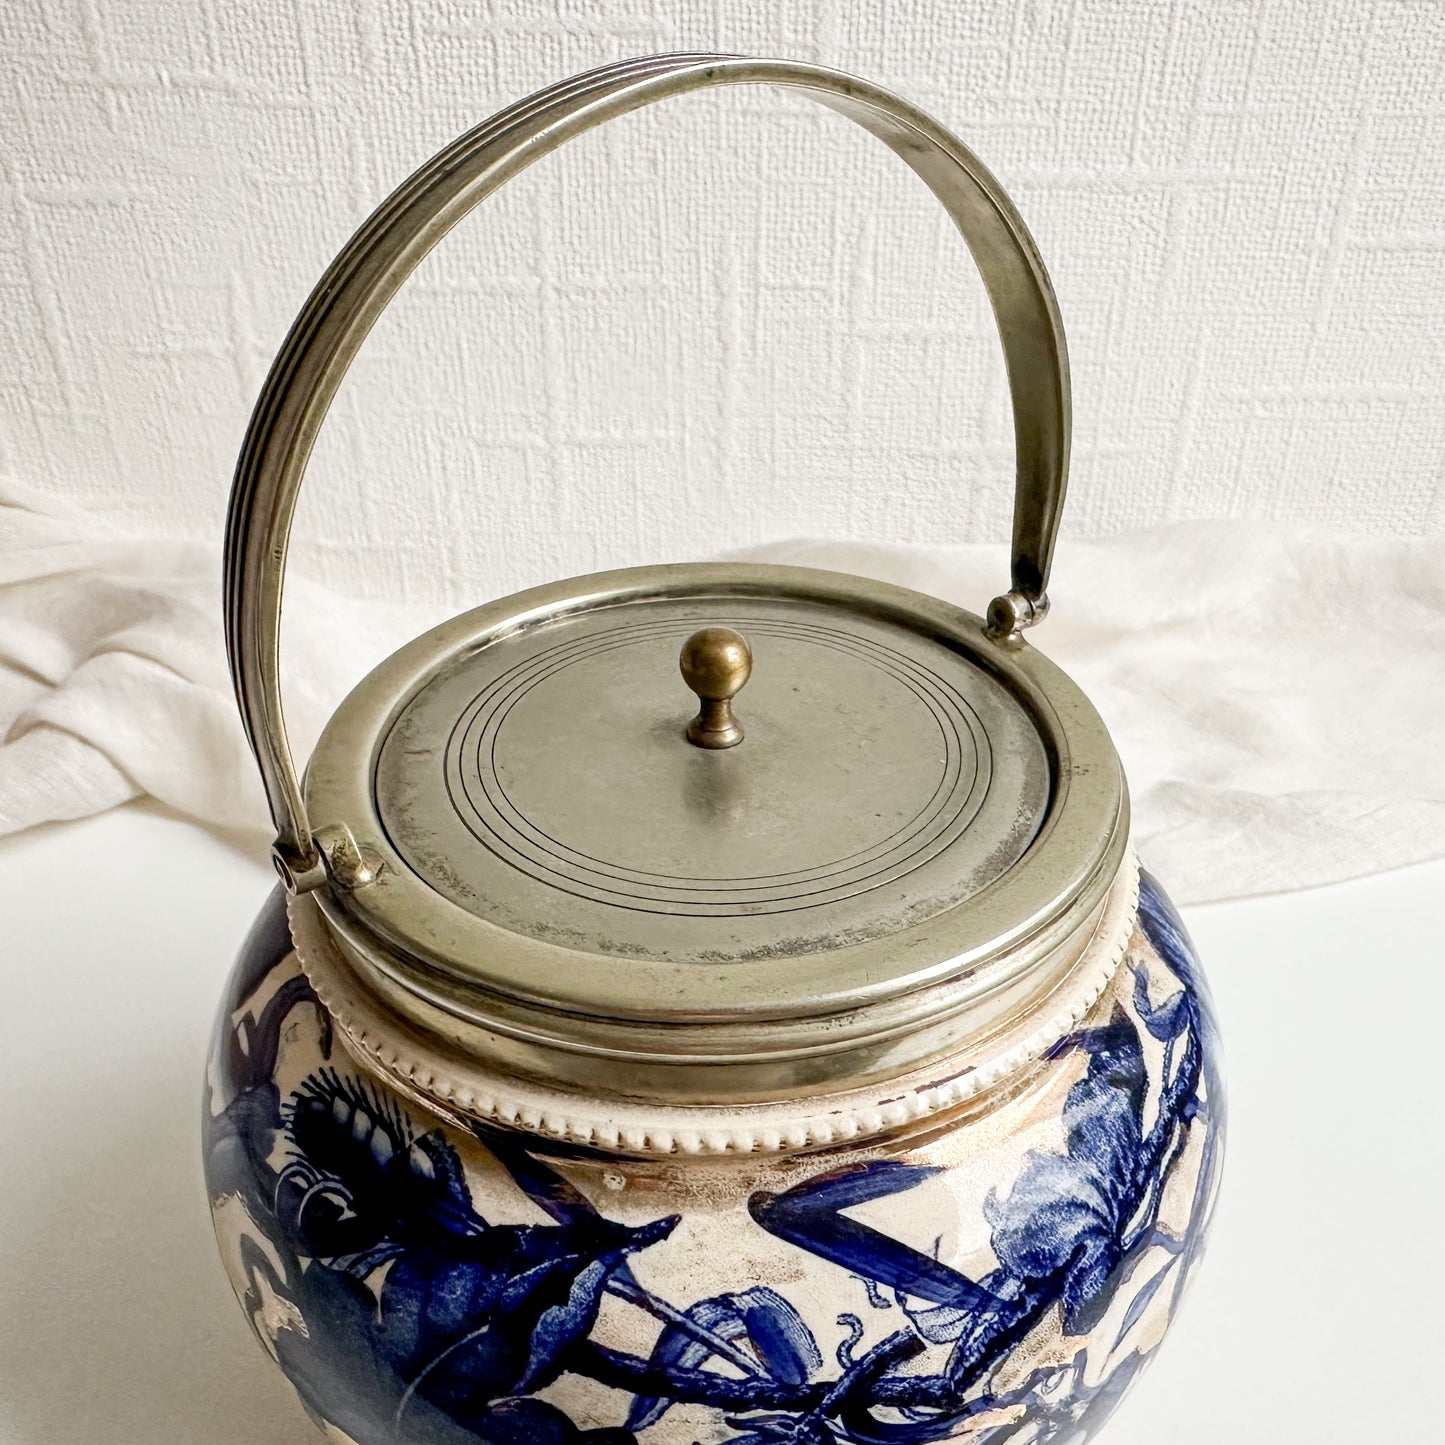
2;477;1442;903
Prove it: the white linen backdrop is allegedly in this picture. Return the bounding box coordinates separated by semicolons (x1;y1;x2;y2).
2;477;1441;905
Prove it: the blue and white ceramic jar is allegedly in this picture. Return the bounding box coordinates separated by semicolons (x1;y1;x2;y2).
208;55;1225;1445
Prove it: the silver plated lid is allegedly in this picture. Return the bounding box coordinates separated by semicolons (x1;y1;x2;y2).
223;56;1130;1106
376;584;1049;965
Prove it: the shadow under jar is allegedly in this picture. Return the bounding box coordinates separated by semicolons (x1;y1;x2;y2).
205;54;1225;1445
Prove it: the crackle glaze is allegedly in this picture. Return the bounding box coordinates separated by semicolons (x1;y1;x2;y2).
204;872;1223;1445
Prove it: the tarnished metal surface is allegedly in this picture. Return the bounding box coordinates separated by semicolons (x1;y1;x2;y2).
374;586;1047;964
300;563;1126;1100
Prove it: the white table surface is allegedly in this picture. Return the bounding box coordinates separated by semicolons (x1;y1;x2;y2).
1;804;1440;1443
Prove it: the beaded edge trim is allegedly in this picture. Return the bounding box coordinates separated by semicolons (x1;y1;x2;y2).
289;852;1140;1158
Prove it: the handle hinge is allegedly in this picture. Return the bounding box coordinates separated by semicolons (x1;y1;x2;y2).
985;590;1050;645
272;824;382;895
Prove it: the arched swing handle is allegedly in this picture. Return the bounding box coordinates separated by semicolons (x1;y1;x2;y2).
224;53;1071;890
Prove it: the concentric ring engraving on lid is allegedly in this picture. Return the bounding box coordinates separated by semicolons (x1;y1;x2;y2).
299;563;1128;1093
374;592;1051;963
450;617;989;910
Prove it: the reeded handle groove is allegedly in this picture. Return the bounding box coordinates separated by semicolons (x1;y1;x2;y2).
223;53;1072;888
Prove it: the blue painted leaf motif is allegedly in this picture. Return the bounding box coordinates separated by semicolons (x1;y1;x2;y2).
472;1123;601;1226
1131;966;1191;1043
750;1161;999;1312
625;1286;822;1431
380;1210;680;1426
742;1289;823;1385
1137;870;1226;1122
985;1009;1149;1334
1137;876;1220;1040
519;1257;614;1388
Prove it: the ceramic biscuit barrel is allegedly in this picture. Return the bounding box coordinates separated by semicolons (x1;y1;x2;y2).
206;54;1225;1445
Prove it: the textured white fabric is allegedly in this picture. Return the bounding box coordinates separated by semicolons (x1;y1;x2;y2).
0;480;432;839
4;2;1445;616
2;479;1442;903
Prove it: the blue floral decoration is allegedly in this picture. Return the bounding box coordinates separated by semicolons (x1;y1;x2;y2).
205;870;1222;1443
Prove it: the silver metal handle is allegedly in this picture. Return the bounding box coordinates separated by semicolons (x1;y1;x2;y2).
225;53;1072;889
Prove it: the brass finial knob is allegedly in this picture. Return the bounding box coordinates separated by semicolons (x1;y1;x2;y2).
680;627;752;749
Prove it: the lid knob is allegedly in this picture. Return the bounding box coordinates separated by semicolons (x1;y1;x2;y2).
680;627;752;749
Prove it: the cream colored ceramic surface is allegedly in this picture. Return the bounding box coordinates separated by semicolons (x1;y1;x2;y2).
204;871;1222;1444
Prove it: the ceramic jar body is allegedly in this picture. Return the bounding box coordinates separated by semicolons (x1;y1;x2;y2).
204;872;1223;1445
